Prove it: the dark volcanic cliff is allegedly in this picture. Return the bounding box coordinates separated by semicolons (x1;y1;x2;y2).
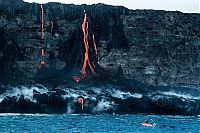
0;0;200;88
0;0;200;115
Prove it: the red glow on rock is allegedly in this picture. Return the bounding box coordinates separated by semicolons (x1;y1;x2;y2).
40;61;45;65
39;49;45;68
73;76;81;83
41;49;45;56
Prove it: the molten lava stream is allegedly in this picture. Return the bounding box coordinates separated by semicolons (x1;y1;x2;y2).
39;49;45;69
92;33;99;63
41;5;45;39
78;97;84;111
81;11;96;77
41;48;45;57
73;10;98;83
39;5;45;68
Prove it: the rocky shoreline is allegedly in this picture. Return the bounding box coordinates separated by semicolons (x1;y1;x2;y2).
0;0;199;115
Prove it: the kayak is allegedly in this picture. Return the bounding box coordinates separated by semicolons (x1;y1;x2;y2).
140;123;155;127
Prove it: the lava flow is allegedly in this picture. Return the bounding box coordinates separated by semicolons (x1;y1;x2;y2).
80;10;96;77
78;97;84;111
92;33;99;63
41;5;45;39
39;49;45;68
39;5;45;68
73;10;99;83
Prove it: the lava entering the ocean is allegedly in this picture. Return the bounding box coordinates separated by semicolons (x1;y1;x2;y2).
78;97;84;111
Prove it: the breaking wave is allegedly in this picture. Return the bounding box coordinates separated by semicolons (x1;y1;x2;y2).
0;85;48;102
109;89;142;99
92;98;115;113
158;91;200;100
0;84;199;115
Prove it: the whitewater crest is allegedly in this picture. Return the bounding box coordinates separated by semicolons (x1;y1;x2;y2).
0;84;199;115
0;85;48;102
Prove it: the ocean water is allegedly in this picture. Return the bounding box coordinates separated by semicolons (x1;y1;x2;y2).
0;114;199;133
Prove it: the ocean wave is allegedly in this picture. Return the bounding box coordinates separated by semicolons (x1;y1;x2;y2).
0;85;48;102
158;91;200;100
0;113;50;116
108;89;142;99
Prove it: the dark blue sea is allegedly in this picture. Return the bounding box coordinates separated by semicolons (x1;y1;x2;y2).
0;114;199;133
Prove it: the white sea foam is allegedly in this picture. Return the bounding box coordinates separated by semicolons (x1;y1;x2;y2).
93;99;115;112
110;89;142;99
0;86;48;102
0;113;49;116
61;88;96;101
158;91;200;100
66;102;75;114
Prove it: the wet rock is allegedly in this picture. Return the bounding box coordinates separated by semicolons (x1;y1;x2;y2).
55;59;66;70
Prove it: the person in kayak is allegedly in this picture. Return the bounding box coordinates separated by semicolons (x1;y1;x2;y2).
140;120;155;127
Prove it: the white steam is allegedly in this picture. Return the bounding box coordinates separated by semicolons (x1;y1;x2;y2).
93;99;115;112
0;86;48;102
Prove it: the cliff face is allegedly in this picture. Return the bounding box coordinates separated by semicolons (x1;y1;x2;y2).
0;0;200;88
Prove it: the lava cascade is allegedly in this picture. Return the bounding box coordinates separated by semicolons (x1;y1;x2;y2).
73;10;99;83
92;33;99;63
80;10;96;77
39;5;45;68
41;5;45;39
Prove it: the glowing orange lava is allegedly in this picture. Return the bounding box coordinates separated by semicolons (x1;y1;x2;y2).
81;10;96;77
78;97;84;111
39;5;45;68
40;60;45;65
92;33;99;63
73;10;99;83
41;5;45;39
41;49;45;56
73;76;81;83
40;49;45;67
92;34;98;55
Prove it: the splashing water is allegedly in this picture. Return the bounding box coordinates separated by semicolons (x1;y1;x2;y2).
0;86;48;103
93;99;115;112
